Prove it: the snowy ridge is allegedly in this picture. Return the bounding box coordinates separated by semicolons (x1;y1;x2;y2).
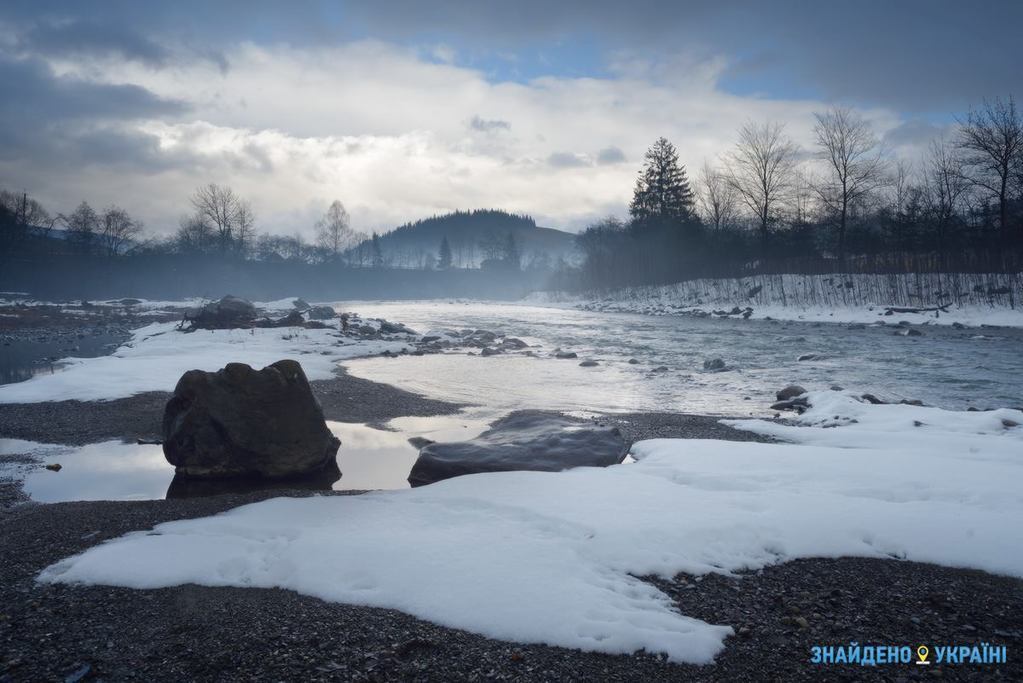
529;272;1023;326
38;393;1023;663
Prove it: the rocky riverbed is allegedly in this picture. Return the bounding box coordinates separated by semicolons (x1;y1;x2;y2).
1;300;1022;681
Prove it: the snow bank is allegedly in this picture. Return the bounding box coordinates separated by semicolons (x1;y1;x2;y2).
536;272;1023;327
0;321;412;403
39;396;1023;663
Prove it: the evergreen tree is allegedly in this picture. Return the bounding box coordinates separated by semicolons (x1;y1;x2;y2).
629;137;695;222
438;235;453;269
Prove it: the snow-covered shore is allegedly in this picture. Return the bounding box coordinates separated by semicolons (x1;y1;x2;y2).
0;314;415;404
38;391;1023;663
528;271;1023;327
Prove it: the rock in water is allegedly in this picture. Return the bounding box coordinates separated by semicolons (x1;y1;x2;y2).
162;360;340;479
776;384;807;401
703;358;726;371
408;413;629;487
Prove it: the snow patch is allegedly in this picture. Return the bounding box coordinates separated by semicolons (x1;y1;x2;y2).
39;397;1023;663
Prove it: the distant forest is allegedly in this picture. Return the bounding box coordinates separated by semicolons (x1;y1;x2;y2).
566;96;1023;292
2;95;1022;300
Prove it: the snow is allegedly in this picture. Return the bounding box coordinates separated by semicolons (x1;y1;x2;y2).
0;321;413;403
530;272;1023;327
38;394;1023;663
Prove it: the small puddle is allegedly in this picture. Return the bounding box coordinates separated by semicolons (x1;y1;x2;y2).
1;411;495;502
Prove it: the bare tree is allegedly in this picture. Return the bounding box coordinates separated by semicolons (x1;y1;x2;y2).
99;205;142;256
697;160;738;231
175;214;214;254
956;96;1022;239
925;137;971;250
62;201;99;247
724;121;799;246
189;184;253;254
812;106;889;259
315;200;355;258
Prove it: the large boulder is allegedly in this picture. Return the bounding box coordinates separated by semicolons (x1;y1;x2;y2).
408;413;629;487
186;295;257;330
162;360;341;479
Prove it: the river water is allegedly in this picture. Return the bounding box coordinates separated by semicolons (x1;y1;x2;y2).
342;301;1023;415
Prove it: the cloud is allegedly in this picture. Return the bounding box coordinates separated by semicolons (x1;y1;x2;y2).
596;146;626;164
0;39;916;239
548;151;590;168
468;115;510;132
19;19;170;67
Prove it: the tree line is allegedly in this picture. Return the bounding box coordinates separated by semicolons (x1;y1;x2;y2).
570;96;1023;291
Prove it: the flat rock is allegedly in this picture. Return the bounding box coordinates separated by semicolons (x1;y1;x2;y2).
408;413;629;487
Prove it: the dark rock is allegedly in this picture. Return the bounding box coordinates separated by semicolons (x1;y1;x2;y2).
500;337;528;350
579;360;599;367
380;320;415;335
952;322;967;330
162;360;341;479
771;397;809;413
703;358;726;371
480;347;500;357
860;393;887;405
797;353;822;362
650;365;669;373
627;358;641;365
306;305;337;320
292;298;311;310
408;413;629;486
118;298;142;306
554;350;578;359
468;329;498;343
185;295;257;330
44;463;62;472
407;436;435;450
776;385;807;401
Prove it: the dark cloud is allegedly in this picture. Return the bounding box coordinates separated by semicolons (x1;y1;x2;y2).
548;152;590;168
469;115;510;132
19;19;170;67
0;55;187;167
3;1;1019;112
596;146;626;164
883;119;952;149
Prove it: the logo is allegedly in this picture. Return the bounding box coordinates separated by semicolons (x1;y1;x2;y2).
916;645;930;665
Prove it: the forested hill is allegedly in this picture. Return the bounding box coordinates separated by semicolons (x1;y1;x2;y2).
354;210;578;268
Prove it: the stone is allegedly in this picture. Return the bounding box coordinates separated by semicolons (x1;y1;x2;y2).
44;463;62;472
797;353;822;361
500;337;528;350
292;298;311;310
627;358;641;364
480;347;500;357
408;413;629;487
776;384;807;401
554;350;578;359
306;305;337;320
579;360;599;367
379;320;415;335
185;295;256;330
162;360;340;479
703;358;726;371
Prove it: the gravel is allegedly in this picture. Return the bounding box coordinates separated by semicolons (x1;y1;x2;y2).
2;493;1020;682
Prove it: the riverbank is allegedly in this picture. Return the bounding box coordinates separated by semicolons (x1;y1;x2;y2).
3;488;1020;681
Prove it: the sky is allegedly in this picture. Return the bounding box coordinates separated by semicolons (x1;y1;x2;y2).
1;1;1021;237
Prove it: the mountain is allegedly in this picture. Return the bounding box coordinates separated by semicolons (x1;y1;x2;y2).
350;210;579;269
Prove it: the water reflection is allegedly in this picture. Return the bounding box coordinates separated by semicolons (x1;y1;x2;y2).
3;411;494;503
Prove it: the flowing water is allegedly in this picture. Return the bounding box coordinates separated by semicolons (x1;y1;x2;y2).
342;301;1023;415
4;300;1021;503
